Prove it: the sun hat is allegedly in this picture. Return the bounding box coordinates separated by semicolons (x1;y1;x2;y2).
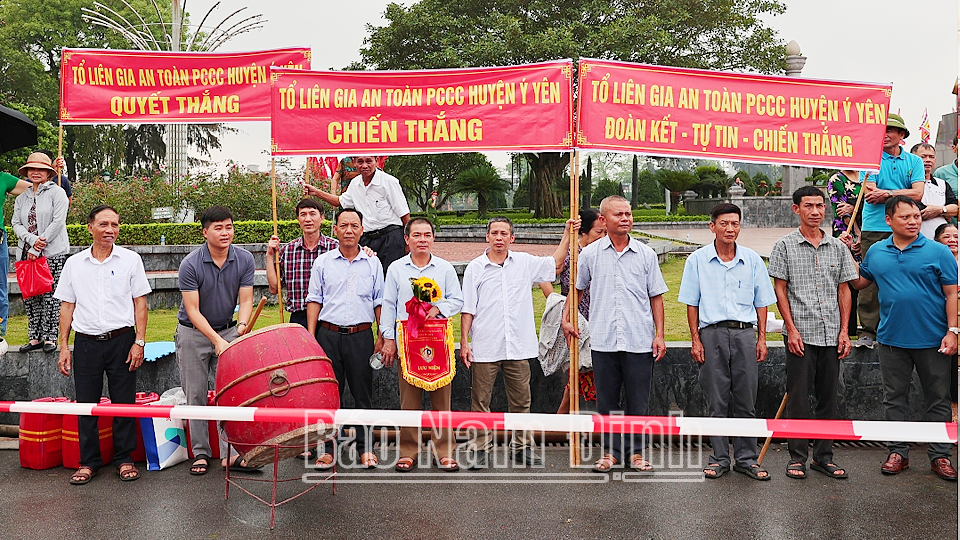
886;113;910;139
17;152;57;177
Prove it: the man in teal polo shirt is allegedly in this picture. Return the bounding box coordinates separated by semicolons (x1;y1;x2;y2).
0;170;34;351
855;113;924;347
851;195;959;481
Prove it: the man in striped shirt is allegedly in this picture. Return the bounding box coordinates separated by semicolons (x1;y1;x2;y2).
266;199;339;328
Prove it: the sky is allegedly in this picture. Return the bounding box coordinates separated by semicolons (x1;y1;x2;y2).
182;0;959;171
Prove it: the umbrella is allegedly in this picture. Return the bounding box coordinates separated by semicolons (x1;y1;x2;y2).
0;104;38;153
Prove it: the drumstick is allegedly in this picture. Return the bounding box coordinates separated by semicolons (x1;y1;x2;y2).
758;392;788;465
842;171;868;235
244;297;267;335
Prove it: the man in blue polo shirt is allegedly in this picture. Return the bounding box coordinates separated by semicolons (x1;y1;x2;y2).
177;206;259;476
855;114;925;348
851;196;959;481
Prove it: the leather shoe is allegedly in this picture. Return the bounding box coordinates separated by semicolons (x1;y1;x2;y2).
468;450;488;470
512;448;543;466
931;458;958;481
880;452;909;475
19;342;42;352
42;342;56;353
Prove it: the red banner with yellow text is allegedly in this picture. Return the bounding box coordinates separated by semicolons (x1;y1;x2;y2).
576;59;892;171
269;61;574;156
60;48;311;124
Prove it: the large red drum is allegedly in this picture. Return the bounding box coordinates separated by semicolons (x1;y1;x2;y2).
215;323;339;467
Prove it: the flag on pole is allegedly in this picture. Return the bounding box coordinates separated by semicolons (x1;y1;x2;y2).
919;109;931;144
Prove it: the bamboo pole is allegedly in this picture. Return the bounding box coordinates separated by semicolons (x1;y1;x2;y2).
568;150;581;467
758;392;788;465
56;126;63;186
842;171;867;235
270;158;285;323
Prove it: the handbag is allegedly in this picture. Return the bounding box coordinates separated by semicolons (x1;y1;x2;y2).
15;256;54;298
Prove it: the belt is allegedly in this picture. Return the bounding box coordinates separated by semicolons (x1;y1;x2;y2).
705;320;754;330
319;321;372;334
76;326;133;341
179;319;237;332
362;224;402;240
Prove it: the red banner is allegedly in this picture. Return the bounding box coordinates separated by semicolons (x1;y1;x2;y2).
576;59;892;170
269;61;574;156
60;48;311;124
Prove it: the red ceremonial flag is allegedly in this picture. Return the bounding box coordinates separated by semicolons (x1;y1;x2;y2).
60;48;311;124
270;61;574;156
575;59;892;171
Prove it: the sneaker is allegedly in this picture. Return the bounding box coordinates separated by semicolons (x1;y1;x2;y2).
853;334;876;349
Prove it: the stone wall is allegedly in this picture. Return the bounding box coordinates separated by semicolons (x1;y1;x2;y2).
684;196;796;228
0;343;927;426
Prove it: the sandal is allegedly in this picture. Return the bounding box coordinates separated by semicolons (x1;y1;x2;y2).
314;453;335;471
70;466;96;485
629;454;653;472
360;452;379;469
592;453;618;473
810;461;848;479
118;463;140;482
785;462;806;479
703;463;727;479
395;456;415;472
190;454;209;476
733;463;771;481
223;455;263;473
436;457;460;472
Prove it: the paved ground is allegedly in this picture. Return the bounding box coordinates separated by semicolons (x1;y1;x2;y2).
1;441;955;539
636;227;796;258
430;241;558;262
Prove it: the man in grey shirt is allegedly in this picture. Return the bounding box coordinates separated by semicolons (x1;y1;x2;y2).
769;186;857;480
177;206;258;476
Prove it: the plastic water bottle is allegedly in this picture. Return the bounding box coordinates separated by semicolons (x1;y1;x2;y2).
369;352;384;370
160;234;166;246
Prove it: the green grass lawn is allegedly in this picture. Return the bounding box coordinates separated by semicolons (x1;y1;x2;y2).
5;254;782;346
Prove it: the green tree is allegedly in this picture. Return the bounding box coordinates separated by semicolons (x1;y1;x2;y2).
0;0;229;179
694;165;731;198
591;178;622;206
655;169;698;213
451;164;512;218
635;169;665;205
353;0;787;217
384;152;492;211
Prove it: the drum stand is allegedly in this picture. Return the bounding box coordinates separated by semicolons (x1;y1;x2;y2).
222;429;337;529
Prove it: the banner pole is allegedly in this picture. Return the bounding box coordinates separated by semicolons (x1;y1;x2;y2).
56;126;63;186
271;157;285;323
568;150;581;467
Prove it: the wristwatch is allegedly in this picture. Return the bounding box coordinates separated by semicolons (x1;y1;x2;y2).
134;339;146;347
948;327;960;335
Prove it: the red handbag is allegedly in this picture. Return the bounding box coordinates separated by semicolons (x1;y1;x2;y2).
15;256;54;298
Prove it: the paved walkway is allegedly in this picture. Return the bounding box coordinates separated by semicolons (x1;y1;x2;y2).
637;226;796;258
431;241;557;262
1;444;954;538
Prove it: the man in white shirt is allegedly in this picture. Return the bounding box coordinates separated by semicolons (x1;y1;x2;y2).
461;217;555;468
305;156;410;274
911;143;958;239
55;205;151;485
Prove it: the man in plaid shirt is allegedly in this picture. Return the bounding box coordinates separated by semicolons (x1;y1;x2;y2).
266;199;339;328
769;186;858;480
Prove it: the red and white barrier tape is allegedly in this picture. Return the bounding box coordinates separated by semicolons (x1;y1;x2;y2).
1;401;956;443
